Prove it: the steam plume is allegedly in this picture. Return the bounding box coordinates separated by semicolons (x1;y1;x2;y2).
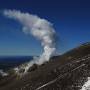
0;70;8;77
3;10;56;73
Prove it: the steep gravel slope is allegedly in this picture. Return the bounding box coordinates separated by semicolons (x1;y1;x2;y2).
0;42;90;90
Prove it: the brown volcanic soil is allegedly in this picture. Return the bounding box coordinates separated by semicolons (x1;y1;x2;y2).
0;42;90;90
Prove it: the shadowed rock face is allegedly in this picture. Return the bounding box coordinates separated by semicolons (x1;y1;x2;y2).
0;42;90;90
27;64;38;72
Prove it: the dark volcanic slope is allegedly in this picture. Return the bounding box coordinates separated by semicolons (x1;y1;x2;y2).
0;42;90;90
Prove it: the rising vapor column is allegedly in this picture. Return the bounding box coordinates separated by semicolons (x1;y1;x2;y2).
3;10;56;73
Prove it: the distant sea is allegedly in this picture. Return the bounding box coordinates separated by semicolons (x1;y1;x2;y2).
0;56;33;71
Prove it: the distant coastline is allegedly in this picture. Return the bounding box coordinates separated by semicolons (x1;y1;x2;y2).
0;56;33;71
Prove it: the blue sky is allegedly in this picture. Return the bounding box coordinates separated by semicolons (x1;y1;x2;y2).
0;0;90;56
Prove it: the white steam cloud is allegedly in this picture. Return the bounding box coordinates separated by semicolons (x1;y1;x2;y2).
3;10;56;73
0;70;8;77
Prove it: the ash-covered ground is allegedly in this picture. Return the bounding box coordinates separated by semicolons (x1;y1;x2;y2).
0;42;90;90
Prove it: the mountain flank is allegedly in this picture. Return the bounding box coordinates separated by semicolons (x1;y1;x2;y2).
0;42;90;90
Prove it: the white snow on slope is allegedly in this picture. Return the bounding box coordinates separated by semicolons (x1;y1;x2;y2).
80;77;90;90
